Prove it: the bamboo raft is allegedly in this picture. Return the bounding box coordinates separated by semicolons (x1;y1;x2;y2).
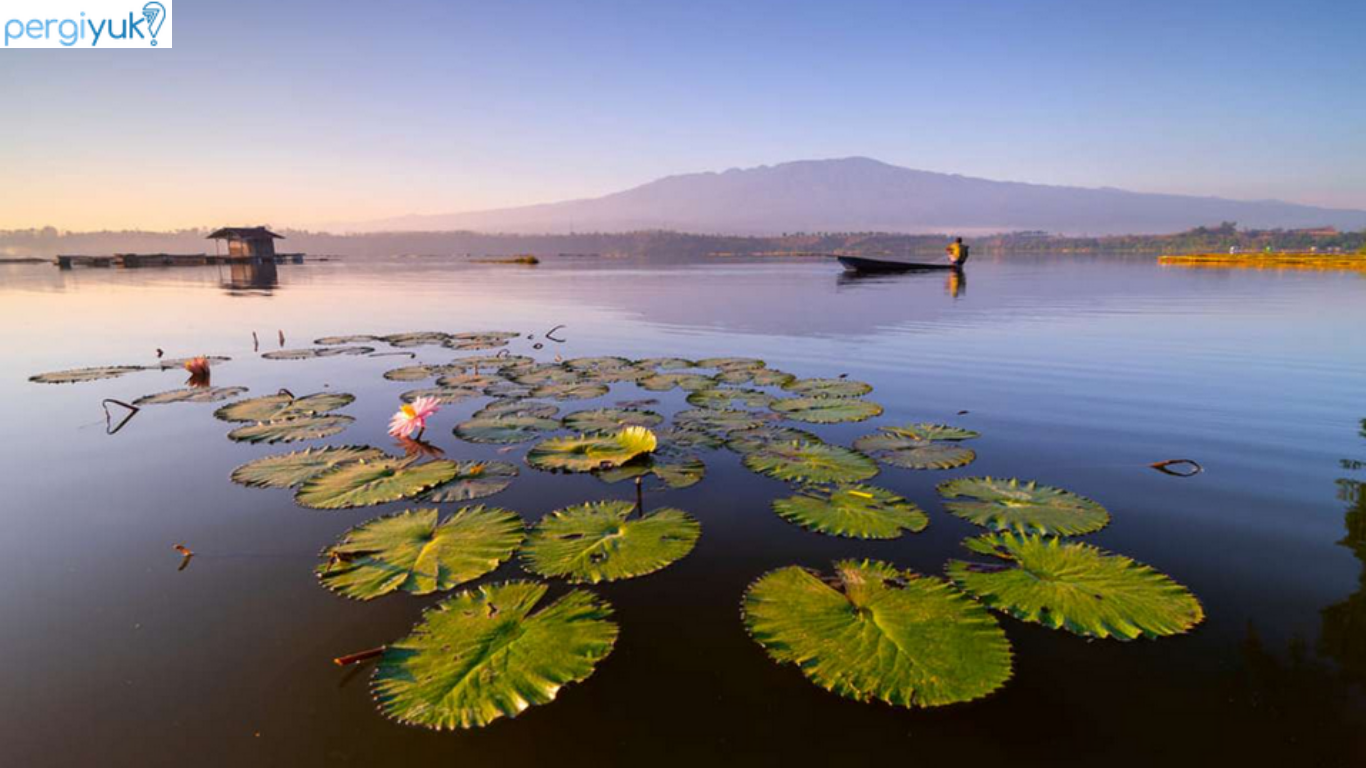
55;253;306;269
1158;253;1366;273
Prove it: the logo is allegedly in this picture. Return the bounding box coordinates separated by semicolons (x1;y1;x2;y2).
3;0;173;48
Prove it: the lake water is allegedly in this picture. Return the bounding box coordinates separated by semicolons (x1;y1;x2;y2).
2;254;1363;766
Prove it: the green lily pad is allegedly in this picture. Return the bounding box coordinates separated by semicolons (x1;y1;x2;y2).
262;346;373;360
449;354;535;372
673;408;774;435
773;484;928;539
749;368;797;387
563;356;633;371
853;431;976;470
383;364;451;382
638;373;717;392
472;400;559;419
938;477;1110;536
29;365;145;384
423;461;519;502
317;506;525;600
133;386;249;405
214;392;354;423
455;415;562;444
296;458;460;509
513;365;579;386
522;500;701;583
227;415;355;444
315;334;379;345
743;560;1012;708
771;397;883;424
635;357;695;370
652;426;725;451
482;380;536;398
561;408;663;433
725;425;824;454
743;441;878;484
696;357;765;370
451;330;520;342
686;388;775;410
596;450;707;489
878;423;980;441
433;372;504;391
781;378;873;398
581;366;653;385
372;581;617;729
399;387;482;405
946;532;1204;640
527;427;658;473
531;382;609;400
383;331;451;348
230;445;385;488
713;368;757;385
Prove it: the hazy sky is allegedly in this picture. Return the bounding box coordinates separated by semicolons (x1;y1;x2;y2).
2;0;1363;230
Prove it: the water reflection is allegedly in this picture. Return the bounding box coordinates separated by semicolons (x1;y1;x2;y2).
219;261;279;295
1320;418;1366;682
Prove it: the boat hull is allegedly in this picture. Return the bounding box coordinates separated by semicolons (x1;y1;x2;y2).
836;256;960;273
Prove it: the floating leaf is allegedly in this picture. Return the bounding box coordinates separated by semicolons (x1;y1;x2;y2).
771;397;883;424
455;415;561;444
296;458;459;509
725;425;823;454
230;445;385;488
686;387;775;410
562;408;663;433
227;415;354;444
482;380;535;398
743;560;1012;708
638;373;717;392
781;378;873;398
946;533;1204;640
652;426;725;451
262;346;373;360
372;581;617;730
531;382;609;400
938;477;1110;536
451;330;521;342
449;354;535;372
713;368;757;385
673;408;773;435
214;392;354;423
522;500;700;583
472;400;560;419
29;365;145;384
423;461;519;502
399;387;482;405
750;368;797;388
317;506;524;600
133;386;248;405
526;427;657;473
635;357;695;370
434;372;504;391
563;356;633;371
581;366;652;385
878;423;980;441
596;449;707;489
383;364;451;382
383;331;451;348
315;334;379;345
773;484;928;539
513;366;579;386
743;441;878;484
853;431;976;470
696;357;765;370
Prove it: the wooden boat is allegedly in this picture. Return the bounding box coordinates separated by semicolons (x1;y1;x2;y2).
836;255;961;273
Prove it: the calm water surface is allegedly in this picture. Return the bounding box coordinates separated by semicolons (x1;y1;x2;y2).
1;254;1363;766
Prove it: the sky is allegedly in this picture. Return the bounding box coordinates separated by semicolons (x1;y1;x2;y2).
1;0;1363;231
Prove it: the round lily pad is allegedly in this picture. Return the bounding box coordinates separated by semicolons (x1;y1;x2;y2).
230;445;385;488
296;457;460;509
563;356;633;371
317;506;525;600
638;373;717;392
434;372;504;391
214;392;354;423
725;425;824;454
596;450;707;489
773;484;928;539
686;388;775;410
750;368;797;387
513;366;579;386
422;461;519;502
472;400;559;419
782;378;873;398
522;500;701;583
879;423;980;441
455;415;561;444
947;532;1205;640
383;364;449;382
372;581;617;729
315;334;379;345
134;386;248;405
853;431;976;470
561;408;663;433
696;357;765;370
526;427;657;473
531;382;609;400
771;397;883;424
262;346;373;360
399;387;482;405
29;365;145;384
482;380;535;398
383;331;451;348
673;408;773;435
743;442;879;484
635;357;695;370
938;477;1110;536
743;560;1012;708
226;415;355;444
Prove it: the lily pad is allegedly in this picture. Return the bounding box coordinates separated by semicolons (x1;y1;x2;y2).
878;423;980;441
399;387;482;405
133;386;249;405
696;357;765;370
938;477;1110;536
383;364;451;382
372;581;617;729
743;560;1012;708
482;380;536;398
531;382;609;400
522;500;701;583
638;373;717;392
227;415;355;444
383;331;451;348
562;408;664;433
686;387;775;410
214;392;354;423
473;400;560;419
946;532;1204;640
156;355;231;370
315;334;380;345
743;441;878;484
635;357;694;370
652;426;725;451
563;356;633;371
513;366;579;386
317;506;525;600
596;450;707;489
526;427;657;473
451;330;521;342
434;372;504;391
725;425;824;454
29;365;145;384
449;354;535;372
262;346;373;360
782;378;873;398
423;461;519;502
749;368;797;388
230;445;385;488
713;368;757;385
455;415;562;444
296;458;460;509
853;431;976;470
771;397;883;424
673;408;773;435
581;366;653;385
773;484;928;539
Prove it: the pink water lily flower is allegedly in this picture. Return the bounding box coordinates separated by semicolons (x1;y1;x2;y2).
183;356;211;376
389;396;440;439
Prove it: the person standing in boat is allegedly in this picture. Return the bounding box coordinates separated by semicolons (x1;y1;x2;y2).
946;237;970;267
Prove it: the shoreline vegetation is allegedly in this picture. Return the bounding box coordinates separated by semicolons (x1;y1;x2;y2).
1159;252;1366;273
2;222;1362;262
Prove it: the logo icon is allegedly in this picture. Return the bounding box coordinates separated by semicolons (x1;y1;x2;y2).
142;2;165;46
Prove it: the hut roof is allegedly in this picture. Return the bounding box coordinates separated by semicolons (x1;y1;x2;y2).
207;226;284;240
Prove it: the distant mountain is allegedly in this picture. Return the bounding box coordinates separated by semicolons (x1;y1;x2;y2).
343;157;1366;236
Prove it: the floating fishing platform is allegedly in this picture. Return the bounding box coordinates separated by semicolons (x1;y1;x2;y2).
55;253;306;269
1158;252;1366;273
